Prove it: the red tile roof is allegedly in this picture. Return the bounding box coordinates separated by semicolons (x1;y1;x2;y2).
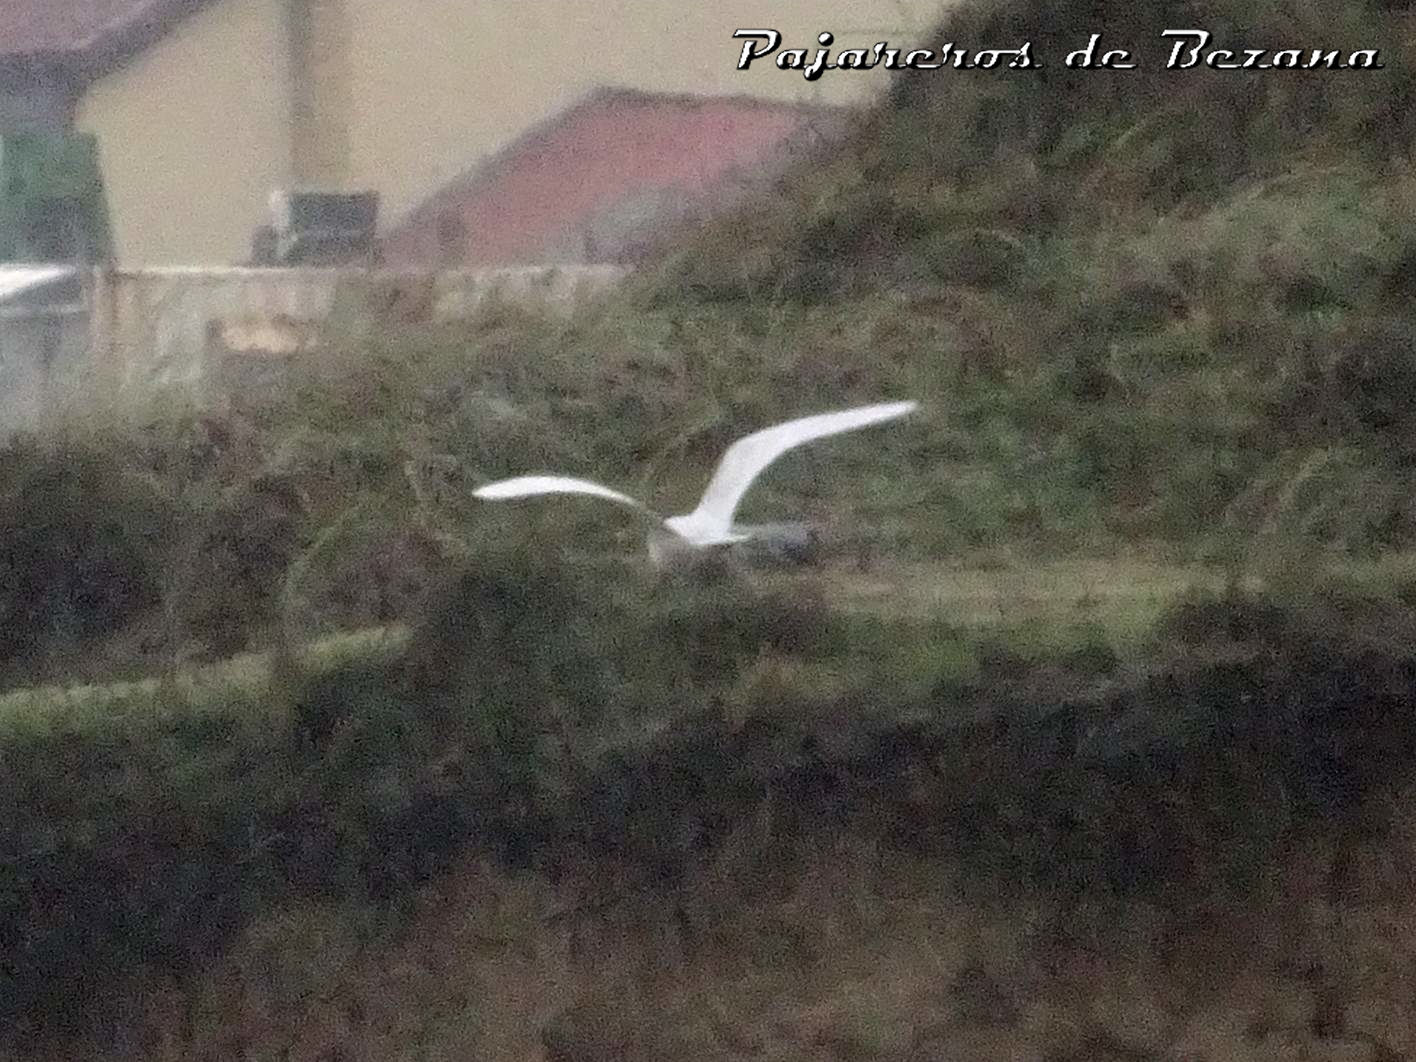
0;0;211;65
383;88;844;267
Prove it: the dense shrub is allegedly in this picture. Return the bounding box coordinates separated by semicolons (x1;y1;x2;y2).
8;0;1416;1045
0;437;174;673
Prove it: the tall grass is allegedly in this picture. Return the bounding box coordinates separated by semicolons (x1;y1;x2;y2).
5;0;1416;1051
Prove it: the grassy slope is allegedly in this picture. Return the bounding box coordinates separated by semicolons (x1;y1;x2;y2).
0;555;1198;716
6;1;1413;685
13;565;1416;1059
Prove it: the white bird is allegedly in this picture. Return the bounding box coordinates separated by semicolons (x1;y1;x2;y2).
472;400;919;569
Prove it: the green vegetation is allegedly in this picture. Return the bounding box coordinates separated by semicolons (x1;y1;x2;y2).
7;557;1416;1053
5;0;1416;1054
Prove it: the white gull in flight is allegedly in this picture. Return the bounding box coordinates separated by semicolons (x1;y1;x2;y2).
472;400;919;568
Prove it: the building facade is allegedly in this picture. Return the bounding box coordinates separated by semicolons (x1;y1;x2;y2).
0;0;943;264
382;88;845;268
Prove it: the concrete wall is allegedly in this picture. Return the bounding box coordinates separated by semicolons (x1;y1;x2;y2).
73;0;293;266
88;264;626;400
0;264;624;438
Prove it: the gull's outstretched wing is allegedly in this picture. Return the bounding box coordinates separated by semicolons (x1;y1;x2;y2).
473;475;657;517
669;400;919;544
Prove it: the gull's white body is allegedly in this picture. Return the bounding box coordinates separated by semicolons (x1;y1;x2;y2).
473;401;918;566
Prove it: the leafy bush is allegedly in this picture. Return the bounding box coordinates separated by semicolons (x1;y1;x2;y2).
0;437;175;674
10;0;1416;1043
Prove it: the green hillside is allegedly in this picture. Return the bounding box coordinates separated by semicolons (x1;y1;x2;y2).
6;0;1416;1055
